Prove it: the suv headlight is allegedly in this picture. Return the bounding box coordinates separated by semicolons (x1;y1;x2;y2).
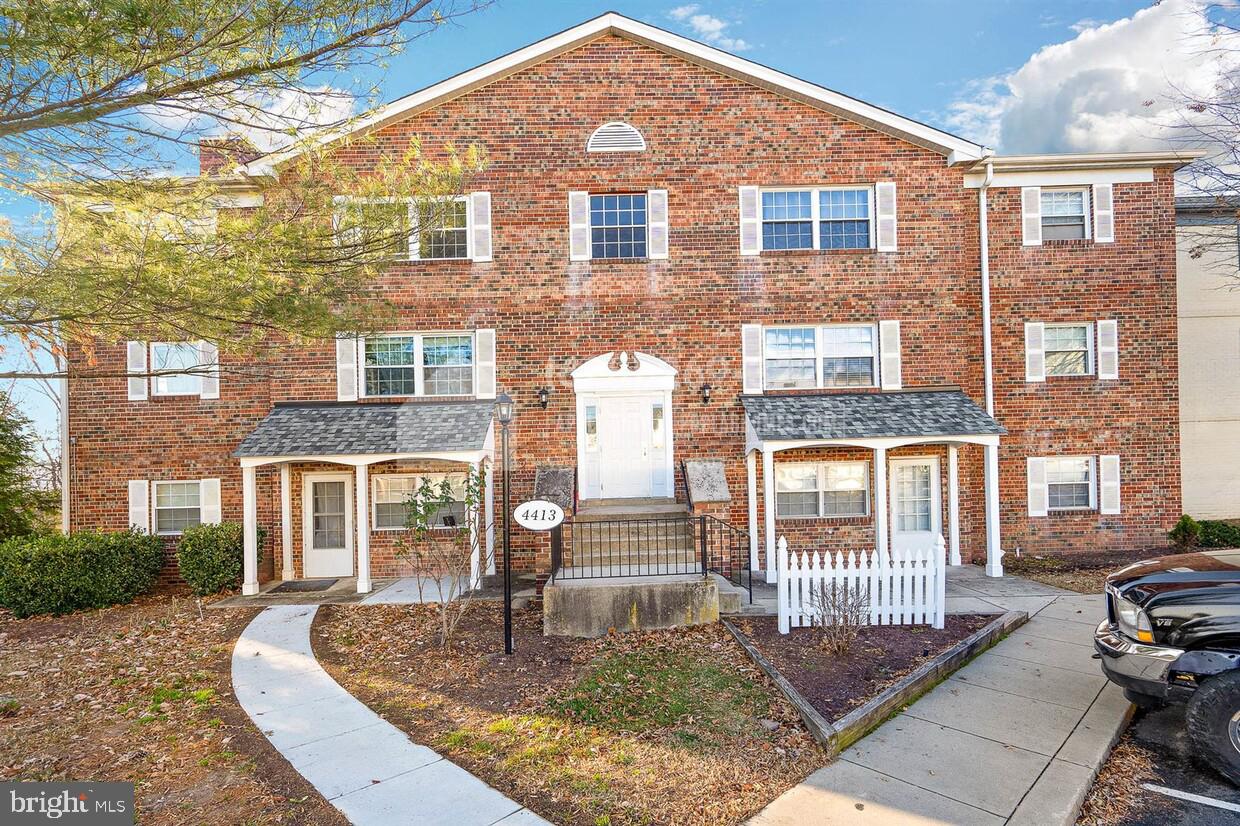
1115;596;1155;643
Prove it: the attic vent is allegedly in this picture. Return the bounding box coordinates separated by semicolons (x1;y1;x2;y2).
587;122;646;153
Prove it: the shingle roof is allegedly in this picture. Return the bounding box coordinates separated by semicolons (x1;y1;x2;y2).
234;401;494;457
742;390;1005;442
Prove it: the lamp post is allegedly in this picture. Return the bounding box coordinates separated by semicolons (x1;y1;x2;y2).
495;392;516;655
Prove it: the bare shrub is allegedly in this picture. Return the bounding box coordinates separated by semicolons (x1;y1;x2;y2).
806;582;871;656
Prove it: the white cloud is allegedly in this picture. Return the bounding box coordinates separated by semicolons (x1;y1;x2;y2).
142;86;355;152
1069;18;1104;34
944;0;1238;153
666;4;751;52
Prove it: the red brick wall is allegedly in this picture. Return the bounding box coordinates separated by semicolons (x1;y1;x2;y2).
65;34;1179;578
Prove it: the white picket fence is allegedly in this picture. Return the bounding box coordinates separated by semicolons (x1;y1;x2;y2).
776;534;946;634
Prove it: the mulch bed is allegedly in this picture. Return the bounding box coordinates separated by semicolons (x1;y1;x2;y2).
732;614;995;721
313;603;828;826
994;548;1176;595
1077;733;1164;825
0;593;345;826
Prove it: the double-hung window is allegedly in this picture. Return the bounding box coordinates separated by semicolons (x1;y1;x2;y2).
763;325;879;389
775;462;870;518
362;333;475;398
373;473;467;530
416;198;469;259
590;194;647;259
335;197;471;260
1045;457;1095;511
1044;323;1093;376
154;481;202;534
150;342;202;396
761;187;873;251
1040;188;1090;241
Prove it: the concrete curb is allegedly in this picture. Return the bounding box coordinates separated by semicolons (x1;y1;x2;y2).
723;611;1027;756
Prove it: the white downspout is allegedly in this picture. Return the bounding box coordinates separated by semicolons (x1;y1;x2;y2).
978;160;1004;576
58;356;70;534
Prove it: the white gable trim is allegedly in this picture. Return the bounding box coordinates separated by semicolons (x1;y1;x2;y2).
243;13;984;176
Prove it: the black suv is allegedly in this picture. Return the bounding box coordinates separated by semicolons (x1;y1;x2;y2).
1095;549;1240;784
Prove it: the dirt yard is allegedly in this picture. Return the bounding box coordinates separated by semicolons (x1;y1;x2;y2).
733;615;993;720
314;602;827;826
994;549;1172;595
0;594;344;825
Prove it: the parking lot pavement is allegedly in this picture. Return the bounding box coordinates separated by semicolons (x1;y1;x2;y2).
1118;704;1240;825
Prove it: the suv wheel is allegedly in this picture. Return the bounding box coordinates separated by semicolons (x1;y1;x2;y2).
1186;671;1240;785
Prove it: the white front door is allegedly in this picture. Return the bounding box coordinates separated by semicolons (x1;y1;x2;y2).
889;457;942;552
304;474;354;578
579;393;671;499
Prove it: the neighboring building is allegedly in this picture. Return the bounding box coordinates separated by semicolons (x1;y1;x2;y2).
1177;196;1240;520
62;13;1196;595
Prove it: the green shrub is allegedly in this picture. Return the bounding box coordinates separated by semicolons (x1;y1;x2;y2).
0;529;164;618
1200;520;1240;549
1168;514;1202;550
176;522;264;596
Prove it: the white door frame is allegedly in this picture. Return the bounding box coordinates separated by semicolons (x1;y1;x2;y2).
888;456;942;551
302;472;355;578
572;352;676;501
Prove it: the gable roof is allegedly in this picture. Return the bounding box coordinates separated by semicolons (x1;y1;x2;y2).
243;12;986;176
742;390;1005;443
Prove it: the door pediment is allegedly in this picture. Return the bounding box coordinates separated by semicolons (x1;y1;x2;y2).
571;351;677;393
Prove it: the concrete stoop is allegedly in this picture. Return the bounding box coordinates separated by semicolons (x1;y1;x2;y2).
543;574;721;637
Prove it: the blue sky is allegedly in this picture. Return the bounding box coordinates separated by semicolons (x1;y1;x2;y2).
10;0;1213;439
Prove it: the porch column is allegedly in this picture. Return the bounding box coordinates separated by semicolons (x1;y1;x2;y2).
762;446;776;584
984;444;1003;577
242;465;259;596
355;463;372;593
947;445;961;566
873;447;888;558
469;460;482;589
279;463;294;581
746;450;759;573
484;459;496;576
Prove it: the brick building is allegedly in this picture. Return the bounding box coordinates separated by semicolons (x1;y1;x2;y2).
62;14;1195;594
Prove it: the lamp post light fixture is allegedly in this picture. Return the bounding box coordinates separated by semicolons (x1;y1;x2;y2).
494;392;516;655
537;387;550;409
701;383;713;404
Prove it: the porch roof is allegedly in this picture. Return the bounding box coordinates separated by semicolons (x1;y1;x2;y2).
234;400;495;458
741;390;1005;443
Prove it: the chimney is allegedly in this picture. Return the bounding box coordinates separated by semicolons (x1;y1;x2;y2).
198;136;261;176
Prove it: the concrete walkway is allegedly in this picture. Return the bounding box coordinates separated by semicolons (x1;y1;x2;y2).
750;591;1130;825
232;605;547;826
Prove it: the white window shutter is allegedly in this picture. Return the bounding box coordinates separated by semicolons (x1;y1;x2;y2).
879;320;902;390
470;192;492;262
739;186;760;255
336;336;358;401
200;478;222;525
1099;455;1121;514
474;328;496;399
128;480;150;532
127;341;148;401
198;340;219;399
1093;183;1114;243
1024;322;1046;382
568;191;590;261
647;189;669;259
1026;458;1048;517
741;324;763;394
875;182;897;251
1097;320;1118;379
1021;186;1042;246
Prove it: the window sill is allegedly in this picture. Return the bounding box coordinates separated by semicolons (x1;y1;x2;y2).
584;257;651;264
759;248;876;256
776;515;872;525
1037;239;1095;248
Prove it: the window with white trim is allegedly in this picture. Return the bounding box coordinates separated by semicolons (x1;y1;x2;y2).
775;461;870;518
763;325;879;390
1045;323;1093;376
590;194;647;259
154;481;201;534
333;197;470;260
761;187;873;251
1046;457;1095;511
373;474;466;530
1040;188;1090;241
362;333;475;398
150;343;201;396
